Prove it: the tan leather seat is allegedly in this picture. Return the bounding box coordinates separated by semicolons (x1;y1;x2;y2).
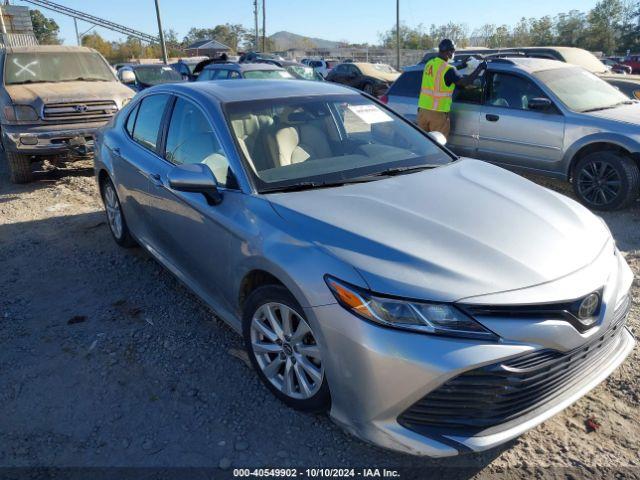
270;112;332;166
231;114;275;172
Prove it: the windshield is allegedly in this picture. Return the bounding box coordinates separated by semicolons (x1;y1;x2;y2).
134;66;183;85
560;49;608;74
243;70;294;79
5;51;115;85
225;94;450;192
371;64;398;73
286;65;319;80
535;67;630;112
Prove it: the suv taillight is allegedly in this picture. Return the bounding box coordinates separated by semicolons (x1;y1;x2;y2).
379;94;388;104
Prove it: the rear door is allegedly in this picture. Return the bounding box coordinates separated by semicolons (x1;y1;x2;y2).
386;69;422;122
111;94;172;245
477;71;565;172
448;77;484;157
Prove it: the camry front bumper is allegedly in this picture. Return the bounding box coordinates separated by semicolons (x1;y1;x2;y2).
306;249;635;457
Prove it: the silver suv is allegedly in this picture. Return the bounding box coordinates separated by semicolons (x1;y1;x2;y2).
384;57;640;210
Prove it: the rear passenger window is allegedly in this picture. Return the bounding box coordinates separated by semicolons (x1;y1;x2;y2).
387;71;421;97
131;94;170;151
125;103;139;136
165;98;232;187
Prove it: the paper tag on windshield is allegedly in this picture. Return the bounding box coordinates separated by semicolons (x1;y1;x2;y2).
347;104;392;124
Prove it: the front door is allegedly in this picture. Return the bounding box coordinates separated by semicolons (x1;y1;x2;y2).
144;96;238;314
477;72;565;173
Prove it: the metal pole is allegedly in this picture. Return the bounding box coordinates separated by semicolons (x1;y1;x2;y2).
154;0;168;64
396;0;400;70
253;0;259;50
74;17;80;45
262;0;265;52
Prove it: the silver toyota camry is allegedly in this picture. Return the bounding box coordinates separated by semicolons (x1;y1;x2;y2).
94;80;635;457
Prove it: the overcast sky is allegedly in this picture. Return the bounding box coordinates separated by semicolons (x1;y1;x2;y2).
30;0;601;45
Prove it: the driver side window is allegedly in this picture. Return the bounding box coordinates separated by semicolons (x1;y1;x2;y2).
485;73;547;111
164;98;232;187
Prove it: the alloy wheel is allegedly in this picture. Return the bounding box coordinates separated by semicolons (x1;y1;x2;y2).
576;160;622;207
103;182;123;240
250;302;323;400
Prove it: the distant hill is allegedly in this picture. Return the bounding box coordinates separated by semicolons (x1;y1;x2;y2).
269;31;340;50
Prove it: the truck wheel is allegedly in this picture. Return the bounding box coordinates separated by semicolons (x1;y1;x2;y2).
6;151;33;183
573;151;639;211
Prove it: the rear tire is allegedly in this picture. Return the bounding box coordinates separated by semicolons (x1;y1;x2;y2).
243;285;330;412
573;151;639;211
6;151;33;183
100;177;136;248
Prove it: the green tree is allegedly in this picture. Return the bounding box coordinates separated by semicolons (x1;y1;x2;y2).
81;32;113;59
586;0;624;54
555;10;588;47
511;17;531;47
529;16;554;45
30;9;61;44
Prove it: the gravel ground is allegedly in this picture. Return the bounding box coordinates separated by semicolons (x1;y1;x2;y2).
0;158;638;479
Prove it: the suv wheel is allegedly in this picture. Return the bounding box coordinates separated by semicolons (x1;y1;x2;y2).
100;177;136;247
6;151;33;183
243;285;330;412
573;151;639;210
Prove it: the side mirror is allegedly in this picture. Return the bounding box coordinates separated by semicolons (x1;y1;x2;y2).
167;163;223;205
427;131;447;146
120;70;136;85
528;97;553;111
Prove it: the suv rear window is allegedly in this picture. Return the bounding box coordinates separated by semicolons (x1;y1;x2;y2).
387;71;421;97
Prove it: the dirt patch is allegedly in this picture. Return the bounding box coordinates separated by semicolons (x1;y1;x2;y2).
0;160;638;477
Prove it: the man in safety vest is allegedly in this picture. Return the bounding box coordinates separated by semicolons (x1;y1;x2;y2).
417;39;486;139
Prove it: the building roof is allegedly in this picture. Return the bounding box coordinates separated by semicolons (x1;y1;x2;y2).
186;39;230;51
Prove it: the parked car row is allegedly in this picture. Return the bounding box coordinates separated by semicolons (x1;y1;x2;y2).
94;77;635;459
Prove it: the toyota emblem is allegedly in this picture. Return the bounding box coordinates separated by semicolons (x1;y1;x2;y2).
577;293;600;321
74;104;88;113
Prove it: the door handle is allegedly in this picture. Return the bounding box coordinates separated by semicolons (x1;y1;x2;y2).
149;172;163;187
486;114;500;122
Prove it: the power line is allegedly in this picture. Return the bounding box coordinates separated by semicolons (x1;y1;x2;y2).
19;0;159;43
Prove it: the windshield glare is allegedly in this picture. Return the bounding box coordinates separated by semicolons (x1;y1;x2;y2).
243;70;294;79
534;67;629;112
226;94;450;191
5;52;115;85
286;65;318;80
134;66;182;85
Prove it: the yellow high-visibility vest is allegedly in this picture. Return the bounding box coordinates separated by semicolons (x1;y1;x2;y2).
418;57;455;112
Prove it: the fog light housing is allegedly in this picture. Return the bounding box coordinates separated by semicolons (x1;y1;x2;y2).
19;134;38;145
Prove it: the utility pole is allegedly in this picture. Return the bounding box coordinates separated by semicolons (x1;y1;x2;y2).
74;17;80;45
154;0;168;64
262;0;266;52
253;0;259;51
396;0;400;70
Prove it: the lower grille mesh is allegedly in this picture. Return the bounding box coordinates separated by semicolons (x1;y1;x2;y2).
398;297;631;435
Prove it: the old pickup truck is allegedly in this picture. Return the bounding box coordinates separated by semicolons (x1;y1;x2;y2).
1;45;134;183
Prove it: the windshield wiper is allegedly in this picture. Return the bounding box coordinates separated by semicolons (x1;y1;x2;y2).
62;77;110;82
365;164;438;177
581;100;635;113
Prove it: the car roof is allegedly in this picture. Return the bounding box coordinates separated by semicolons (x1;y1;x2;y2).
203;62;284;72
5;45;98;54
151;79;358;104
403;57;572;74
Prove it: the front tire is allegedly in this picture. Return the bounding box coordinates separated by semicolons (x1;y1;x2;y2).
573;151;639;211
243;285;330;412
100;177;136;247
6;151;33;183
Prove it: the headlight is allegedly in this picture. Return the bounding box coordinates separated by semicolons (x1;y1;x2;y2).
325;276;497;340
3;105;38;121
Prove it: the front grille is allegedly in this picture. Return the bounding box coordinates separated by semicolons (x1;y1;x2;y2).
399;296;631;435
42;100;118;122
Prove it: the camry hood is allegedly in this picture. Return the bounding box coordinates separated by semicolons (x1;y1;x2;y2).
268;159;610;302
5;81;132;106
585;102;640;126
